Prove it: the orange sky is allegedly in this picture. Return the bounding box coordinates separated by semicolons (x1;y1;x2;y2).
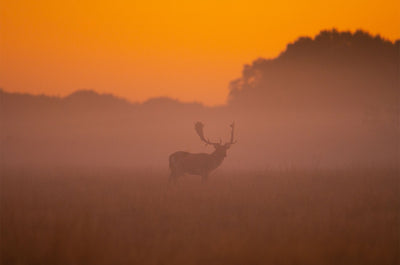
1;0;399;105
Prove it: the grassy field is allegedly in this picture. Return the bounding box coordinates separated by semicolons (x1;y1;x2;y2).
1;168;399;265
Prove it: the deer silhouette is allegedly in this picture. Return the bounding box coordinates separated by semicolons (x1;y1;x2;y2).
169;122;236;182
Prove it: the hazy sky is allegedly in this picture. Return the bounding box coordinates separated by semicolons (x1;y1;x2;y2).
1;0;399;105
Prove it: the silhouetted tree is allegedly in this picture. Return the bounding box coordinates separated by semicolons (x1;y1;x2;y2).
228;29;399;113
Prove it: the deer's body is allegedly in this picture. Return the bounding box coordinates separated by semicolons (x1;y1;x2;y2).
169;150;226;181
169;122;236;183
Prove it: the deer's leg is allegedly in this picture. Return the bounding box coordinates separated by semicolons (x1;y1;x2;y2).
169;169;183;184
169;171;177;183
201;173;208;183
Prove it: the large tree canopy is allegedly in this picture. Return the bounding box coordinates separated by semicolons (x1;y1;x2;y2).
229;29;399;112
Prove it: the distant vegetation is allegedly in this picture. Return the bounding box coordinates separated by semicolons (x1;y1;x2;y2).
229;29;399;111
1;29;398;169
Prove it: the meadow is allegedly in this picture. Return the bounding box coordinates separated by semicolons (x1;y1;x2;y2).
1;168;399;265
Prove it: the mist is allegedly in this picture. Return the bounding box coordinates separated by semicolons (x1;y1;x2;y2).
1;29;399;265
1;30;399;170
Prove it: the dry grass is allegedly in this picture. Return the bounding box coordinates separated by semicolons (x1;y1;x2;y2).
1;168;399;265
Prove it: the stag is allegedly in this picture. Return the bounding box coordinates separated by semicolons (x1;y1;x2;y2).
169;122;236;182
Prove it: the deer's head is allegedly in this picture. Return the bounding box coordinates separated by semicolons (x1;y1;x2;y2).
195;122;236;157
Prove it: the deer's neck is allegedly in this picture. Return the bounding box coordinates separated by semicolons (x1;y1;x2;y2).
210;151;225;167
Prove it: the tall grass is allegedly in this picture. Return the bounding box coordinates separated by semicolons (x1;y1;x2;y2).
1;168;399;265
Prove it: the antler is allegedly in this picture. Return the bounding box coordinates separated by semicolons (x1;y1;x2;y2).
195;122;218;145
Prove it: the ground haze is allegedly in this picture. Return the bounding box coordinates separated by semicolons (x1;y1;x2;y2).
1;168;398;265
1;29;399;265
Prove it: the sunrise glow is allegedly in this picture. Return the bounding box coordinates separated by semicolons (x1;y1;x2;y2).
1;0;399;105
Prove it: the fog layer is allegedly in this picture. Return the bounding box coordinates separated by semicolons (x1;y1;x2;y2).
1;29;399;170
